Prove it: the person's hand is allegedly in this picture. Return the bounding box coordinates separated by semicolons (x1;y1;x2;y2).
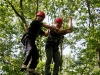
68;16;72;30
67;29;72;33
55;27;59;31
51;26;59;31
68;16;72;21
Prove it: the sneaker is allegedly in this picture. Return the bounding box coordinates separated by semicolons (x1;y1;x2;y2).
27;68;39;74
45;73;51;75
47;74;51;75
47;73;51;75
20;64;27;72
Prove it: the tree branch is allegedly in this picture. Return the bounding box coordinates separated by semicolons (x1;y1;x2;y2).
7;1;21;18
19;0;28;32
7;0;28;32
85;0;94;27
20;0;24;16
36;0;38;14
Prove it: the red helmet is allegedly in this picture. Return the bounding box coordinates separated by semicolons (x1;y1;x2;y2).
36;11;45;18
54;17;63;24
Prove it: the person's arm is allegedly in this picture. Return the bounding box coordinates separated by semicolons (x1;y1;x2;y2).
42;24;58;31
42;29;50;37
55;29;72;35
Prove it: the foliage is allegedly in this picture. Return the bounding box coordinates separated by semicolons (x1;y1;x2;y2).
0;0;100;75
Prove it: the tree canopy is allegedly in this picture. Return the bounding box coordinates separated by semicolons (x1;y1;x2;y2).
0;0;100;75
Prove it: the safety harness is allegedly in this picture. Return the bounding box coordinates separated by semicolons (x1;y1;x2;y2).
46;29;62;47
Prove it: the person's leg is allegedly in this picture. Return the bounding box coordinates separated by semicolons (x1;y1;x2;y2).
53;50;61;75
21;40;33;71
45;47;53;75
29;44;39;69
23;40;33;65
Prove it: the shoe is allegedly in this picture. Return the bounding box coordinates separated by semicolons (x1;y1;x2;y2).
27;68;39;74
46;73;51;75
47;74;51;75
20;64;27;72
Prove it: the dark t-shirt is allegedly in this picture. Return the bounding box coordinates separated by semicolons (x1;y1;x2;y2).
21;20;45;45
46;30;63;48
27;20;45;40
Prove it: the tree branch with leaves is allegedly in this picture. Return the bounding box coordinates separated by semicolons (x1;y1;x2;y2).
7;0;28;32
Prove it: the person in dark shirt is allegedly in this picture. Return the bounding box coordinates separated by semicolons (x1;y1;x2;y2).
20;11;58;73
44;17;72;75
